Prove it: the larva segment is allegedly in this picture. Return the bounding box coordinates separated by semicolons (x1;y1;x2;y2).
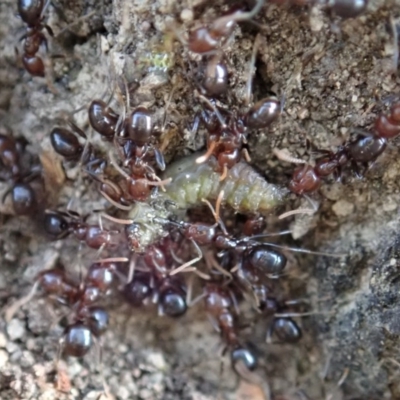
162;153;288;214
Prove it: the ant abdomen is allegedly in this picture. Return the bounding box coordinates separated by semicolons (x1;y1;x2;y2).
50;128;83;160
231;347;258;372
328;0;368;18
89;100;120;139
346;136;387;163
127;107;152;146
160;289;187;317
22;55;45;77
63;322;93;357
12;182;37;215
123;274;152;306
244;246;287;275
202;56;229;97
245;98;281;130
18;0;45;27
272;317;302;343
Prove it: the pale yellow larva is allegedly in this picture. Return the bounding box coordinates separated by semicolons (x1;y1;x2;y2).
162;153;288;214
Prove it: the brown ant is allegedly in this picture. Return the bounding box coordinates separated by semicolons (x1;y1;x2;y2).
193;34;281;178
86;96;169;204
288;101;400;195
43;209;123;250
187;0;265;55
203;283;258;374
0;131;42;215
5;262;119;358
18;0;53;77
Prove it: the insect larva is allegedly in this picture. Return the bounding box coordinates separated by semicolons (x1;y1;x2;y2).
162;153;288;215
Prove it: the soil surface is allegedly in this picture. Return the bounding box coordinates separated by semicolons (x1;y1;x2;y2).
1;0;400;399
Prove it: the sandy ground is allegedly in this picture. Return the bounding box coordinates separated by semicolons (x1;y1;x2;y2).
1;0;400;399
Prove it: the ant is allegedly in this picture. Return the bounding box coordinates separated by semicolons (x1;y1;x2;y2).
43;209;123;250
121;234;191;317
186;0;265;55
18;0;53;77
0;130;42;215
192;33;281;178
203;282;258;374
86;96;170;204
5;262;119;357
288;101;400;195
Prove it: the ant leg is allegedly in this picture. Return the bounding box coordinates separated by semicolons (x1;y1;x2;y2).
93;337;113;399
95;257;129;264
242;148;252;163
195;92;227;128
100;213;133;225
169;240;203;276
4;281;40;321
219;164;228;181
201;190;227;234
204;251;232;279
127;254;137;283
100;190;132;211
196;140;217;164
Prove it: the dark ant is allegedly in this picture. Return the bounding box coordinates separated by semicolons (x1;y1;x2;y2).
203;283;258;373
270;317;302;343
187;0;265;54
18;0;53;77
5;263;117;358
0;131;42;215
289;101;400;195
86;97;169;204
122;235;190;317
43;210;123;250
193;35;281;177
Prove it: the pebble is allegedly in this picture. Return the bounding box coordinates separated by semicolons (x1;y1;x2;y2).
0;349;9;368
7;319;26;341
332;200;355;217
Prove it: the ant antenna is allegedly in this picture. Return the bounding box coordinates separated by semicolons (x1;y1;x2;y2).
253;242;346;258
201;190;228;235
214;0;265;26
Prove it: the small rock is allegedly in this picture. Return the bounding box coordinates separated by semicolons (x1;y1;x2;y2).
7;319;26;341
0;349;9;368
332;200;355;217
0;332;7;347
